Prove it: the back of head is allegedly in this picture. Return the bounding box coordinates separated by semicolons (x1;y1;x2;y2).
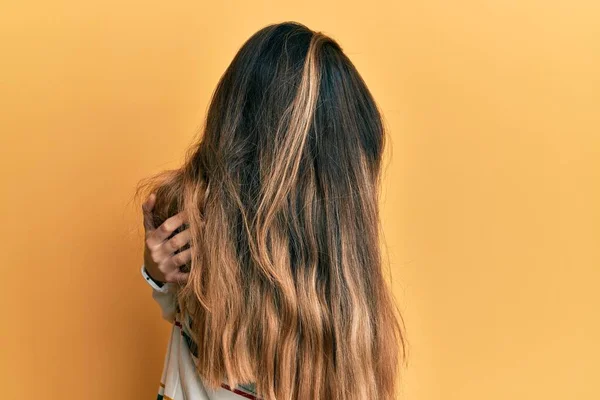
137;21;405;400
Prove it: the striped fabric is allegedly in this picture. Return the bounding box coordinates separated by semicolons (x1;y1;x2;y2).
219;384;260;400
145;269;261;400
157;382;259;400
155;319;260;400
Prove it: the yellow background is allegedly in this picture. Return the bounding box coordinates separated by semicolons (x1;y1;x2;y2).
1;1;598;399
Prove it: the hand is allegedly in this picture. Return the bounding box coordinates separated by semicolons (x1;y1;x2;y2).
142;193;191;284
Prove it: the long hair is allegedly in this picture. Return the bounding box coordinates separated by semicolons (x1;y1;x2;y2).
135;21;406;400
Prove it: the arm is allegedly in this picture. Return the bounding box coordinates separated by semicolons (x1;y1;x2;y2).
141;263;178;323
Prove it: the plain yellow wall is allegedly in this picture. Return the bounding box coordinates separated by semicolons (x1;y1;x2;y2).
1;1;598;399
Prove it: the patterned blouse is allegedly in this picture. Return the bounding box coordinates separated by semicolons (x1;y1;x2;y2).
142;264;260;400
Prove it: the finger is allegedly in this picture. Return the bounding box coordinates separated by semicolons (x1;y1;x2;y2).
142;193;157;232
161;228;192;255
148;210;188;247
167;247;192;269
169;271;189;285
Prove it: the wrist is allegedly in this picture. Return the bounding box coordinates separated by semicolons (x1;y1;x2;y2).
141;264;167;290
147;266;165;286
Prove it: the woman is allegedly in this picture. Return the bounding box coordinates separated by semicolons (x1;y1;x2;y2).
135;21;406;400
